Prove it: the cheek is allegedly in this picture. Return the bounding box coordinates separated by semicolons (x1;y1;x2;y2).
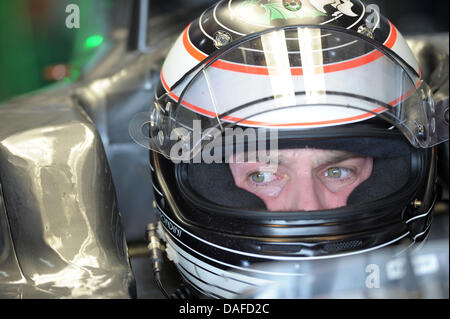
235;180;287;201
259;183;298;210
319;184;359;209
320;160;374;209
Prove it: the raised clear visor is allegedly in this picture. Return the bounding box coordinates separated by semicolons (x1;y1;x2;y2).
129;25;448;160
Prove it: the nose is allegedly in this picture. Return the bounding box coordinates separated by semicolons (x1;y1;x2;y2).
288;175;324;211
291;184;326;211
266;173;325;212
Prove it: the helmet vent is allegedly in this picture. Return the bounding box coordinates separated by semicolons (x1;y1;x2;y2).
324;240;363;253
260;244;303;254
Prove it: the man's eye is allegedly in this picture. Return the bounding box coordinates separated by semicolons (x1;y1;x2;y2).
249;172;274;184
325;167;352;179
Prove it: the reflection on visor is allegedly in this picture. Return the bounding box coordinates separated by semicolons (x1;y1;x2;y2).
129;25;448;160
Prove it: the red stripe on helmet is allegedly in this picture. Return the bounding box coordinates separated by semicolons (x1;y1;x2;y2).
182;21;398;76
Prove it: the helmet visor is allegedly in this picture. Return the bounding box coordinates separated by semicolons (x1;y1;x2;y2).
130;25;448;159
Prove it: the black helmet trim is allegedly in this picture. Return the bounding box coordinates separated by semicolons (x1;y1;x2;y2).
161;227;411;298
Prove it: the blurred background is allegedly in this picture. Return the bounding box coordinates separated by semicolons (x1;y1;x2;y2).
0;0;448;104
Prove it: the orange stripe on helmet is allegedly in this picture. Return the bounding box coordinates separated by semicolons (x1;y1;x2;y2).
160;69;420;128
161;21;421;128
182;21;398;76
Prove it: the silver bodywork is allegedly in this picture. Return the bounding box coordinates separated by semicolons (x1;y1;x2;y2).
0;90;135;298
0;0;208;298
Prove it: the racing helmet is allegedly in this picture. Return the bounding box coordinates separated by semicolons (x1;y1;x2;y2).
130;0;449;298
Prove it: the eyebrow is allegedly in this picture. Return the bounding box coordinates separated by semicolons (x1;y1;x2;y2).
275;151;364;167
235;150;365;166
314;152;364;167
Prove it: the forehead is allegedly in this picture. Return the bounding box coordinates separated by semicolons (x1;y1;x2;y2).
232;148;362;165
274;148;352;157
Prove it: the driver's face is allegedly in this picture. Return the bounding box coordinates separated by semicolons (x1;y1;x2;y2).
229;149;373;211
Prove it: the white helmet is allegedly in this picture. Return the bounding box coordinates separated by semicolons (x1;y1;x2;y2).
130;0;448;298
